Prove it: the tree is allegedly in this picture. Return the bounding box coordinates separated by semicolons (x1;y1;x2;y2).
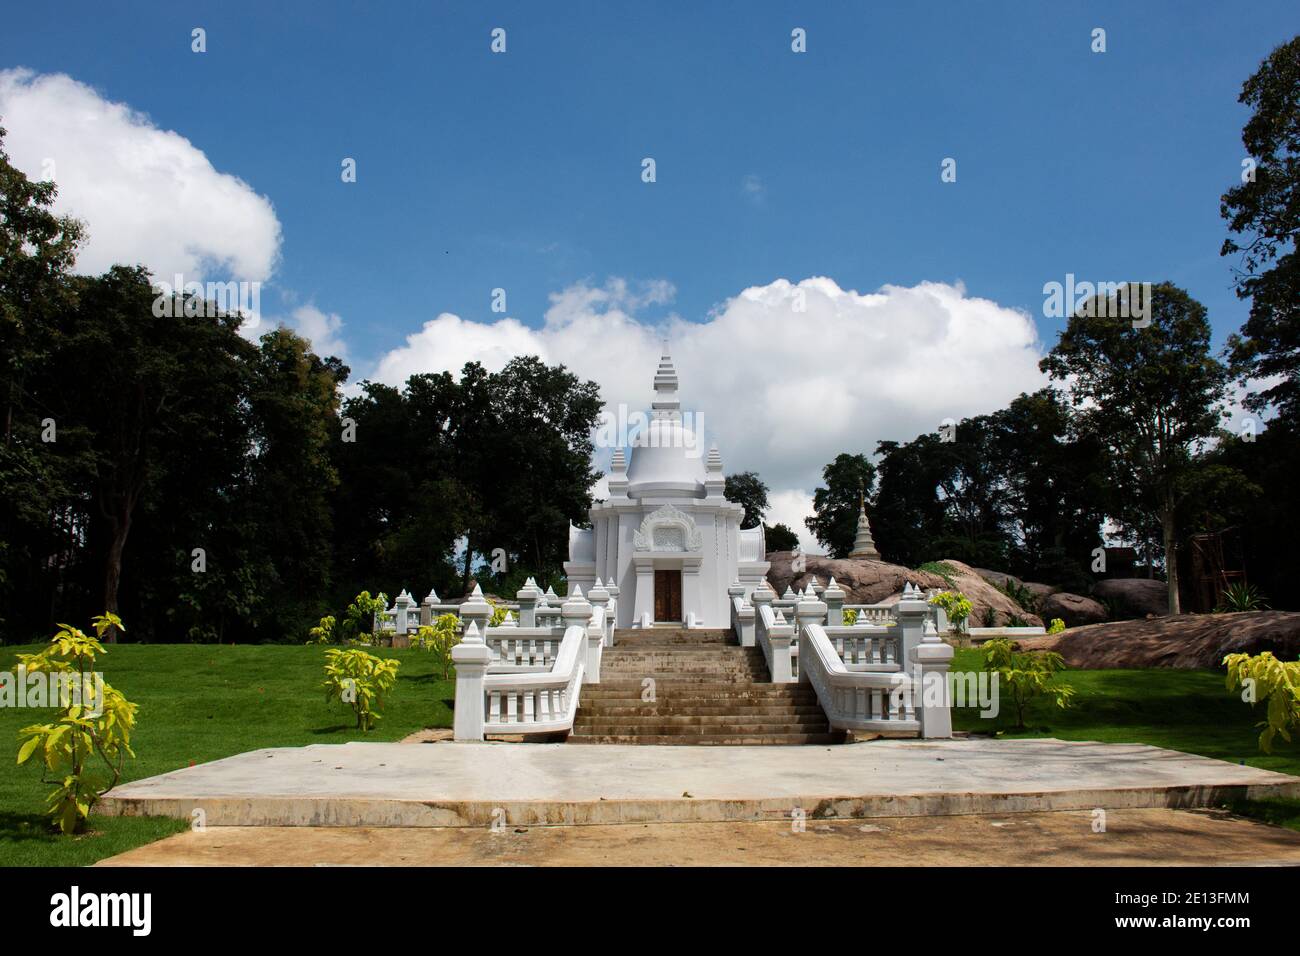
0;126;86;633
1040;283;1229;613
805;453;876;558
50;268;263;640
724;471;769;529
1222;35;1300;420
764;522;799;552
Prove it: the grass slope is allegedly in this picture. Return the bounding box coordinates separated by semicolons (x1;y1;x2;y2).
0;644;454;866
950;647;1300;828
3;643;1296;865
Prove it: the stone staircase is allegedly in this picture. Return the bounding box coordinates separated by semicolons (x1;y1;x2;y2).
568;627;843;745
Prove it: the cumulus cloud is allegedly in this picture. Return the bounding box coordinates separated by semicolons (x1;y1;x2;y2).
369;275;1049;542
0;68;281;282
288;304;348;360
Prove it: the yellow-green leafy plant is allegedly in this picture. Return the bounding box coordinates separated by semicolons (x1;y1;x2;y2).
15;614;139;834
412;613;462;680
488;600;509;627
1223;651;1300;753
928;591;973;632
323;648;400;730
1047;618;1066;635
842;608;858;625
982;638;1074;730
344;591;389;644
307;614;337;645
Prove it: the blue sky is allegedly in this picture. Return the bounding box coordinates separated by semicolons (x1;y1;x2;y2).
4;1;1292;357
1;2;1294;540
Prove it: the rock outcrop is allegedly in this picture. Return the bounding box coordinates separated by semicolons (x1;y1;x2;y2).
1017;612;1300;669
765;554;1042;627
1093;578;1169;619
1038;591;1107;628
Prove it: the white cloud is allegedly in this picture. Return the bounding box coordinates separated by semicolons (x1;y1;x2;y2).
0;68;281;282
766;488;819;553
369;275;1049;509
288;304;348;360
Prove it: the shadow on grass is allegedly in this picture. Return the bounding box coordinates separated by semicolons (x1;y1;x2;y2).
310;723;361;735
1223;797;1300;832
0;810;59;844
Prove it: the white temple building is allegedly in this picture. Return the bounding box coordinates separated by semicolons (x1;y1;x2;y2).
563;351;770;628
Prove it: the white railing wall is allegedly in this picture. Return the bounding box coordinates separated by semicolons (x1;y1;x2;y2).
796;586;955;738
452;584;611;741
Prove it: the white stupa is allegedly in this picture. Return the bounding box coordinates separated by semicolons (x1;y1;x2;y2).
848;490;881;559
563;350;770;628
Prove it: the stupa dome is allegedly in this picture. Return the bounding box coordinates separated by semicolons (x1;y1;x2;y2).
626;417;706;498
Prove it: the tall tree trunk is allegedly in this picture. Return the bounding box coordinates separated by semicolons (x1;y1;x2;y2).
102;510;131;642
1161;507;1181;615
461;534;473;596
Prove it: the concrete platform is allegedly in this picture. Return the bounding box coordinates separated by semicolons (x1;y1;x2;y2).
98;737;1300;828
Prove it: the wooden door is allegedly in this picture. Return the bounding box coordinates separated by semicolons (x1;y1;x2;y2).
654;570;682;622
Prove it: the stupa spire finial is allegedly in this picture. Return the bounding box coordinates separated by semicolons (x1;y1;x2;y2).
651;344;680;419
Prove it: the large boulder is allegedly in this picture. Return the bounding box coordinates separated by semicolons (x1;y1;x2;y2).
765;552;947;603
765;554;1042;627
1039;591;1107;628
937;559;1043;627
1017;612;1300;669
973;568;1022;590
1023;582;1059;602
1093;578;1169;619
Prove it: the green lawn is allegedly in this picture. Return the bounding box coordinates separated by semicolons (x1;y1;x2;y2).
0;643;454;866
3;643;1296;866
950;647;1300;829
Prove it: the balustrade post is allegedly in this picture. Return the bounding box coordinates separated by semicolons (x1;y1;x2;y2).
588;578;611;650
562;586;599;683
460;583;493;636
516;577;541;627
750;581;775;643
728;581;755;647
420;587;439;627
768;611;794;683
910;619;955;738
822;577;845;627
393;589;414;637
451;621;493;741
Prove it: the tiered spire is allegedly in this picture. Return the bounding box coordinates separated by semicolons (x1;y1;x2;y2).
848;484;880;559
650;346;681;420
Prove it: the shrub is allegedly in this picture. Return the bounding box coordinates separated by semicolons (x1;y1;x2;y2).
322;648;400;730
1047;618;1066;635
979;605;998;628
307;615;337;645
306;591;390;645
1215;582;1270;613
1223;651;1300;752
412;613;462;679
14;614;139;834
928;591;973;631
982;638;1074;729
842;608;858;625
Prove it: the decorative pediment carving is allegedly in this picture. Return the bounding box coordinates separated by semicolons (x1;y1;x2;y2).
633;504;703;552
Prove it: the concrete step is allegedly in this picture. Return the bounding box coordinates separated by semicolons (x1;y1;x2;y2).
613;629;735;645
567;732;846;746
598;674;771;684
581;683;816;699
581;704;827;717
604;647;762;658
574;715;832;730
